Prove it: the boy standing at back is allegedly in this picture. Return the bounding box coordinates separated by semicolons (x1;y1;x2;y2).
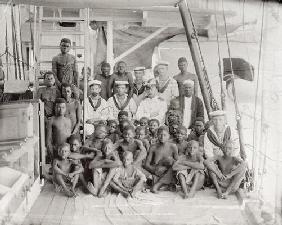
46;98;72;160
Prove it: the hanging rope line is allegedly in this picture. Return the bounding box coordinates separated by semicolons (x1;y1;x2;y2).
221;0;246;160
185;0;219;111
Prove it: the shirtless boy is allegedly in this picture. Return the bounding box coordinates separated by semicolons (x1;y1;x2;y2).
99;151;146;198
53;143;83;197
173;140;205;198
204;140;247;199
135;126;150;152
88;139;121;196
85;124;108;150
47;98;72;160
117;126;147;167
148;119;160;145
107;120;120;143
145;126;178;193
174;125;189;155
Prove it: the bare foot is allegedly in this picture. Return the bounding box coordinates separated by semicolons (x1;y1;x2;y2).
151;186;159;194
187;192;195;198
87;182;98;196
221;192;229;199
217;191;223;199
65;189;75;197
71;188;78;197
183;193;189;199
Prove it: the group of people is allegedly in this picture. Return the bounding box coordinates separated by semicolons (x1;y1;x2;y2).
37;38;246;200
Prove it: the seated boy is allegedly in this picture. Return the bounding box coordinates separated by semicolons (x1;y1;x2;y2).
173;140;205;198
140;116;149;127
88;139;121;196
53;143;83;197
165;97;182;126
99;151;146;198
116;126;147;167
145;126;178;193
174;125;189;155
204;140;247;199
85;124;108;149
135;126;150;152
107;120;120;143
148;119;160;145
168;122;180;140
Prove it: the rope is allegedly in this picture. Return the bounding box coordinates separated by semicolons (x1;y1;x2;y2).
185;0;219;111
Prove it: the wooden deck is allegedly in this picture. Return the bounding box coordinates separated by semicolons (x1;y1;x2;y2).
22;181;250;225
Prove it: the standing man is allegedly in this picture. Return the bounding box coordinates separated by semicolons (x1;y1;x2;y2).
95;62;112;100
204;110;240;159
136;79;167;124
174;57;199;98
84;80;108;135
156;61;179;105
132;67;147;106
107;80;137;120
108;61;134;97
52;38;79;99
181;79;204;130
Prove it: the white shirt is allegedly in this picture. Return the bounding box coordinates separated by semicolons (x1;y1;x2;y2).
204;125;240;158
85;96;108;121
183;96;192;129
136;96;167;124
156;77;179;105
107;94;137;120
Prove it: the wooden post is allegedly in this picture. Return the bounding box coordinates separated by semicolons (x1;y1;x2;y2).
83;8;90;143
106;20;114;72
178;0;212;116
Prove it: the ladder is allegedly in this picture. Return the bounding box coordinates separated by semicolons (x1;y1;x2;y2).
36;7;90;85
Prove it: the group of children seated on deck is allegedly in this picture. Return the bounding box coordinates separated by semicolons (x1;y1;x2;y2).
52;108;246;200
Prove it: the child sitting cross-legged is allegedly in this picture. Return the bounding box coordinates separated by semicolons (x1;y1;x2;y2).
172;140;205;199
53;143;84;197
99;151;146;198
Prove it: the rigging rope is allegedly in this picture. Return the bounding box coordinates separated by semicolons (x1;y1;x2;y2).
185;0;219;111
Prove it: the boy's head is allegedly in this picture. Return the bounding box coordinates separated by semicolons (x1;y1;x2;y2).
68;135;81;152
157;126;170;143
58;143;71;159
61;83;72;100
119;119;131;131
118;111;129;122
107;120;118;133
135;126;146;140
167;110;180;125
122;126;135;142
60;38;71;54
176;125;187;142
101;62;111;76
223;140;234;157
89;80;102;97
149;119;160;133
116;61;126;74
44;71;56;87
101;138;114;156
140;117;149;127
169;122;179;137
94;124;108;139
169;98;180;110
178;57;188;72
186;140;199;156
193;117;205;135
122;151;133;167
55;98;67;116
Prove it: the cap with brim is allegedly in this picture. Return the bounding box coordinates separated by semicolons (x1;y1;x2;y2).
115;80;129;86
144;78;157;87
157;60;169;66
134;67;146;72
183;79;194;86
89;80;102;86
209;110;226;117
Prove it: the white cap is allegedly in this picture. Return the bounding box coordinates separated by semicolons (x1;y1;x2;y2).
134;67;146;72
157;60;169;66
115;80;129;86
144;78;157;86
89;79;102;86
209;110;226;117
183;79;194;86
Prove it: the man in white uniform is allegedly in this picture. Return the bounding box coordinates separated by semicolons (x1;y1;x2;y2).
156;61;179;105
136;78;167;124
107;80;137;120
181;79;204;130
84;80;108;135
204;110;240;159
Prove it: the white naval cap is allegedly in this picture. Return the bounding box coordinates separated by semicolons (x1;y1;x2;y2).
134;67;146;72
115;80;129;86
209;110;226;117
88;79;102;86
157;60;169;66
183;79;194;86
144;78;157;86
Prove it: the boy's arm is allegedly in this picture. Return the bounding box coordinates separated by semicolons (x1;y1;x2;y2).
145;147;156;174
46;118;53;158
98;168;117;197
69;152;94;160
52;57;61;87
172;156;189;171
108;76;114;97
204;157;225;179
72;101;81;135
53;159;67;176
69;162;84;176
133;140;147;165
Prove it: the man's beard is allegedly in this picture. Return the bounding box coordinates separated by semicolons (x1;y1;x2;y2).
91;92;98;97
